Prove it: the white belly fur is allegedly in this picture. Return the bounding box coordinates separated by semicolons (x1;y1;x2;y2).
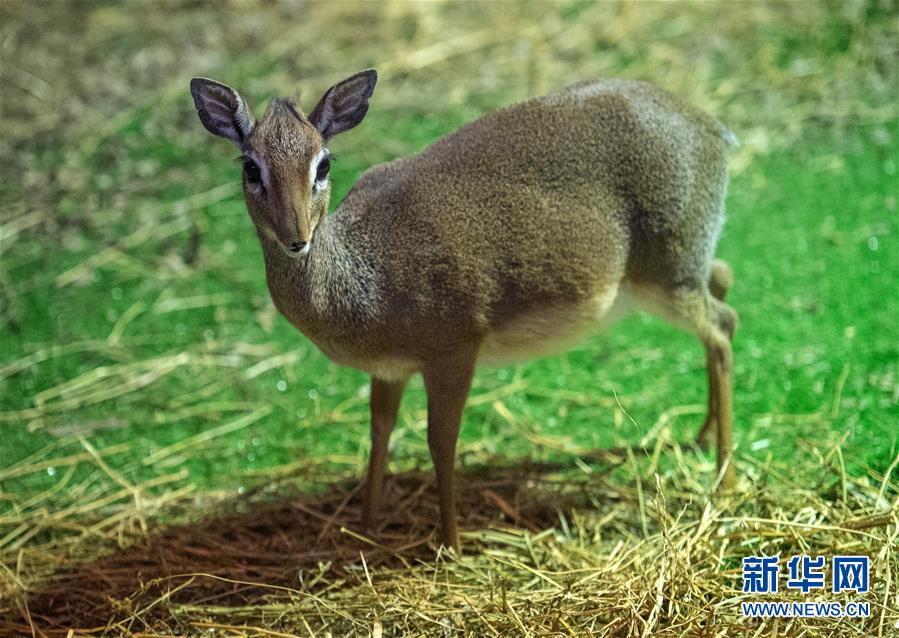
322;284;666;380
479;285;628;366
353;357;420;382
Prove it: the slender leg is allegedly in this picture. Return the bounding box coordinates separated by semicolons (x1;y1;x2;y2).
361;377;408;529
706;331;737;489
696;349;719;449
697;259;733;447
654;286;738;490
422;355;476;552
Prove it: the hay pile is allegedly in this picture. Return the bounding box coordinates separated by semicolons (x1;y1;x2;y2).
2;1;897;636
2;441;896;636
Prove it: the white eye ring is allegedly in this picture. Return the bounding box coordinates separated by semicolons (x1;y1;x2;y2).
309;149;329;189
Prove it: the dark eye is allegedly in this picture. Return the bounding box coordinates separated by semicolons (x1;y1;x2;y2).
243;159;261;183
316;156;330;182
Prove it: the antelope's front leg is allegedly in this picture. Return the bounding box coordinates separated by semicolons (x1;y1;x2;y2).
362;377;408;529
423;355;476;552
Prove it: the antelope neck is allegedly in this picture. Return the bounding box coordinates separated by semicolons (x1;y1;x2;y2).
258;216;373;338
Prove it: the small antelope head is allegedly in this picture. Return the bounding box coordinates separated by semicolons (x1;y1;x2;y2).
190;70;378;258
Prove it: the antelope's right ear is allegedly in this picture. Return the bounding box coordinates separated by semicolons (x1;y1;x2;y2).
190;78;255;147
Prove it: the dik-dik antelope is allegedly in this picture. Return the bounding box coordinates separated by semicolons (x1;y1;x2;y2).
190;70;739;551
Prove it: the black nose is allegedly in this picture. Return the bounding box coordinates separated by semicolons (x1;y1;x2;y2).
289;241;307;253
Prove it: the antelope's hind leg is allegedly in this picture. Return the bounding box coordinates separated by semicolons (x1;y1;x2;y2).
696;259;736;448
655;285;738;489
704;294;738;489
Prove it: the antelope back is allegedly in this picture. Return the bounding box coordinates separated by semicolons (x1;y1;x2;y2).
331;79;733;334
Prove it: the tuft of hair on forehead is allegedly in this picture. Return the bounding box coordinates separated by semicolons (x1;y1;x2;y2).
269;98;305;122
251;97;322;163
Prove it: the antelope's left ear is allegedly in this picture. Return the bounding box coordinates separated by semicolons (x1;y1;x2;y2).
190;77;255;147
308;69;377;141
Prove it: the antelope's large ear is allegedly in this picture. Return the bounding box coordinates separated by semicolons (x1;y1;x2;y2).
308;69;377;141
190;78;255;147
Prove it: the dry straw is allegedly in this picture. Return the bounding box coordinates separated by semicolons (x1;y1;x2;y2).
1;1;897;636
1;439;896;636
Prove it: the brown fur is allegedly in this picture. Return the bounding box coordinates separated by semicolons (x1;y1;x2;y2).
191;73;740;551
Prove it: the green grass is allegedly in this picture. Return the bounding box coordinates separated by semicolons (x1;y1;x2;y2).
1;3;897;634
2;108;896;512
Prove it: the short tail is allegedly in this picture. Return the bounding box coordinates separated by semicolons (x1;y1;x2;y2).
719;121;740;149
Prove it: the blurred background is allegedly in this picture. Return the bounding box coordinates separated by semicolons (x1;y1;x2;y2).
0;0;897;632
